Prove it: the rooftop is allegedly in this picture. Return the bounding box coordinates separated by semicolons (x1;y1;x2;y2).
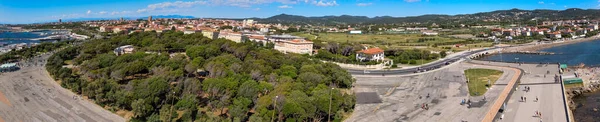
357;47;384;55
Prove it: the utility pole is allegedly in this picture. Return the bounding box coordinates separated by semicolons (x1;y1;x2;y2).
328;87;335;122
271;96;278;122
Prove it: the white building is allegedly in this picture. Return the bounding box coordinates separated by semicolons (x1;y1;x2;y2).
114;45;134;56
422;31;439;36
356;47;385;62
259;28;270;33
349;30;362;34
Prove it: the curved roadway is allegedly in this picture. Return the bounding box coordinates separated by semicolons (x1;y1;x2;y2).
345;44;533;75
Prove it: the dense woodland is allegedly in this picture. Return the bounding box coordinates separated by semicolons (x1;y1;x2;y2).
46;31;355;122
313;42;444;65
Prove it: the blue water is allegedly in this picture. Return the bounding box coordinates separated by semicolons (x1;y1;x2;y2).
481;40;600;66
0;31;45;45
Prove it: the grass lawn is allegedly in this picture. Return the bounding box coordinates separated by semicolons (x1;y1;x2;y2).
464;68;503;96
292;32;465;44
291;32;495;51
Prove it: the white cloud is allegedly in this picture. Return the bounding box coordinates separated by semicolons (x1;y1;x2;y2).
278;5;293;8
254;8;261;11
99;11;107;15
356;2;372;6
404;0;421;3
138;1;207;13
147;1;207;10
538;1;544;4
86;10;91;14
137;9;148;13
312;0;338;6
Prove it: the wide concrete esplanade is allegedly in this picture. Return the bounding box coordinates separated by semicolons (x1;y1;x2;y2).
346;60;523;122
469;60;569;122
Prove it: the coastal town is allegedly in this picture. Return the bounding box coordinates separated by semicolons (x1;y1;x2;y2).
4;1;600;122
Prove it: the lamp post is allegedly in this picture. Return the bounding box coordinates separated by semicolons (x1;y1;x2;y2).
328;87;335;122
168;91;176;122
271;95;279;122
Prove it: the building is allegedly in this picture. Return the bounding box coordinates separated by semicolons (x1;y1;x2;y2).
58;19;62;23
248;35;268;45
266;34;304;42
201;30;219;40
219;32;248;43
114;45;135;56
184;30;198;34
274;39;313;54
243;19;254;27
99;26;114;33
148;16;153;23
113;26;132;34
259;28;270;33
547;32;562;39
349;30;362;34
356;47;385;62
0;63;18;72
422;31;439;36
521;31;531;36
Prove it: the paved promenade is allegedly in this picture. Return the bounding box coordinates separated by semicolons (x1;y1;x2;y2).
470;60;568;122
0;53;124;122
346;62;519;122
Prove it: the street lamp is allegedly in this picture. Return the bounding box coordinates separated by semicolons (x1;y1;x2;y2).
168;91;176;122
328;87;335;122
271;95;279;122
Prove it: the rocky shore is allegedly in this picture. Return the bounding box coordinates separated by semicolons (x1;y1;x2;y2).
565;67;600;121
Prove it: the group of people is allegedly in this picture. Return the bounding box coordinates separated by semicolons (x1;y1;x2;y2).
522;86;543;121
421;103;429;110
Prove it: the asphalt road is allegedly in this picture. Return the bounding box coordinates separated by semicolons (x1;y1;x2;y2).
347;43;541;75
347;47;494;75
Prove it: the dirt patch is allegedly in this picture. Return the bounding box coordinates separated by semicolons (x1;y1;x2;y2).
116;109;134;120
0;115;4;122
0;90;11;106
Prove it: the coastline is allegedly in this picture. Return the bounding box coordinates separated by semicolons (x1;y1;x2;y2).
508;36;600;52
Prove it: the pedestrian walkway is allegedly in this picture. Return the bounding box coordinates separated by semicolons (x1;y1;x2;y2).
470;60;568;122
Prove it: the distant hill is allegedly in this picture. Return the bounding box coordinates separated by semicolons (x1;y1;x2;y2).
61;15;195;22
250;8;600;25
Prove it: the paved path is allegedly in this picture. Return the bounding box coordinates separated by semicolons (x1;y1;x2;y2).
470;60;567;122
346;62;519;122
0;53;125;122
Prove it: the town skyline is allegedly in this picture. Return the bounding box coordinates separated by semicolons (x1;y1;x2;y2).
2;0;600;24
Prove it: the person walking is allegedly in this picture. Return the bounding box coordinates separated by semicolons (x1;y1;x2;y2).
521;96;524;102
524;97;527;102
536;96;539;102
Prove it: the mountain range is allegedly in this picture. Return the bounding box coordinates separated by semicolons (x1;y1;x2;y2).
247;8;600;25
60;15;195;22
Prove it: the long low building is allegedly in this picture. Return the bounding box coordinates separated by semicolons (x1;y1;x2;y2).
274;39;313;54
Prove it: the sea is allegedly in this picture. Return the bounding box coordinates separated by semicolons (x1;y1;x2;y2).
481;40;600;66
0;31;46;45
481;40;600;121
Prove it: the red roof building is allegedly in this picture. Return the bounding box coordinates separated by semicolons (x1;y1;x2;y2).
356;47;385;62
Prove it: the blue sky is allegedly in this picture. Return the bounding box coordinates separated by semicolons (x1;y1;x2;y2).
0;0;599;24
